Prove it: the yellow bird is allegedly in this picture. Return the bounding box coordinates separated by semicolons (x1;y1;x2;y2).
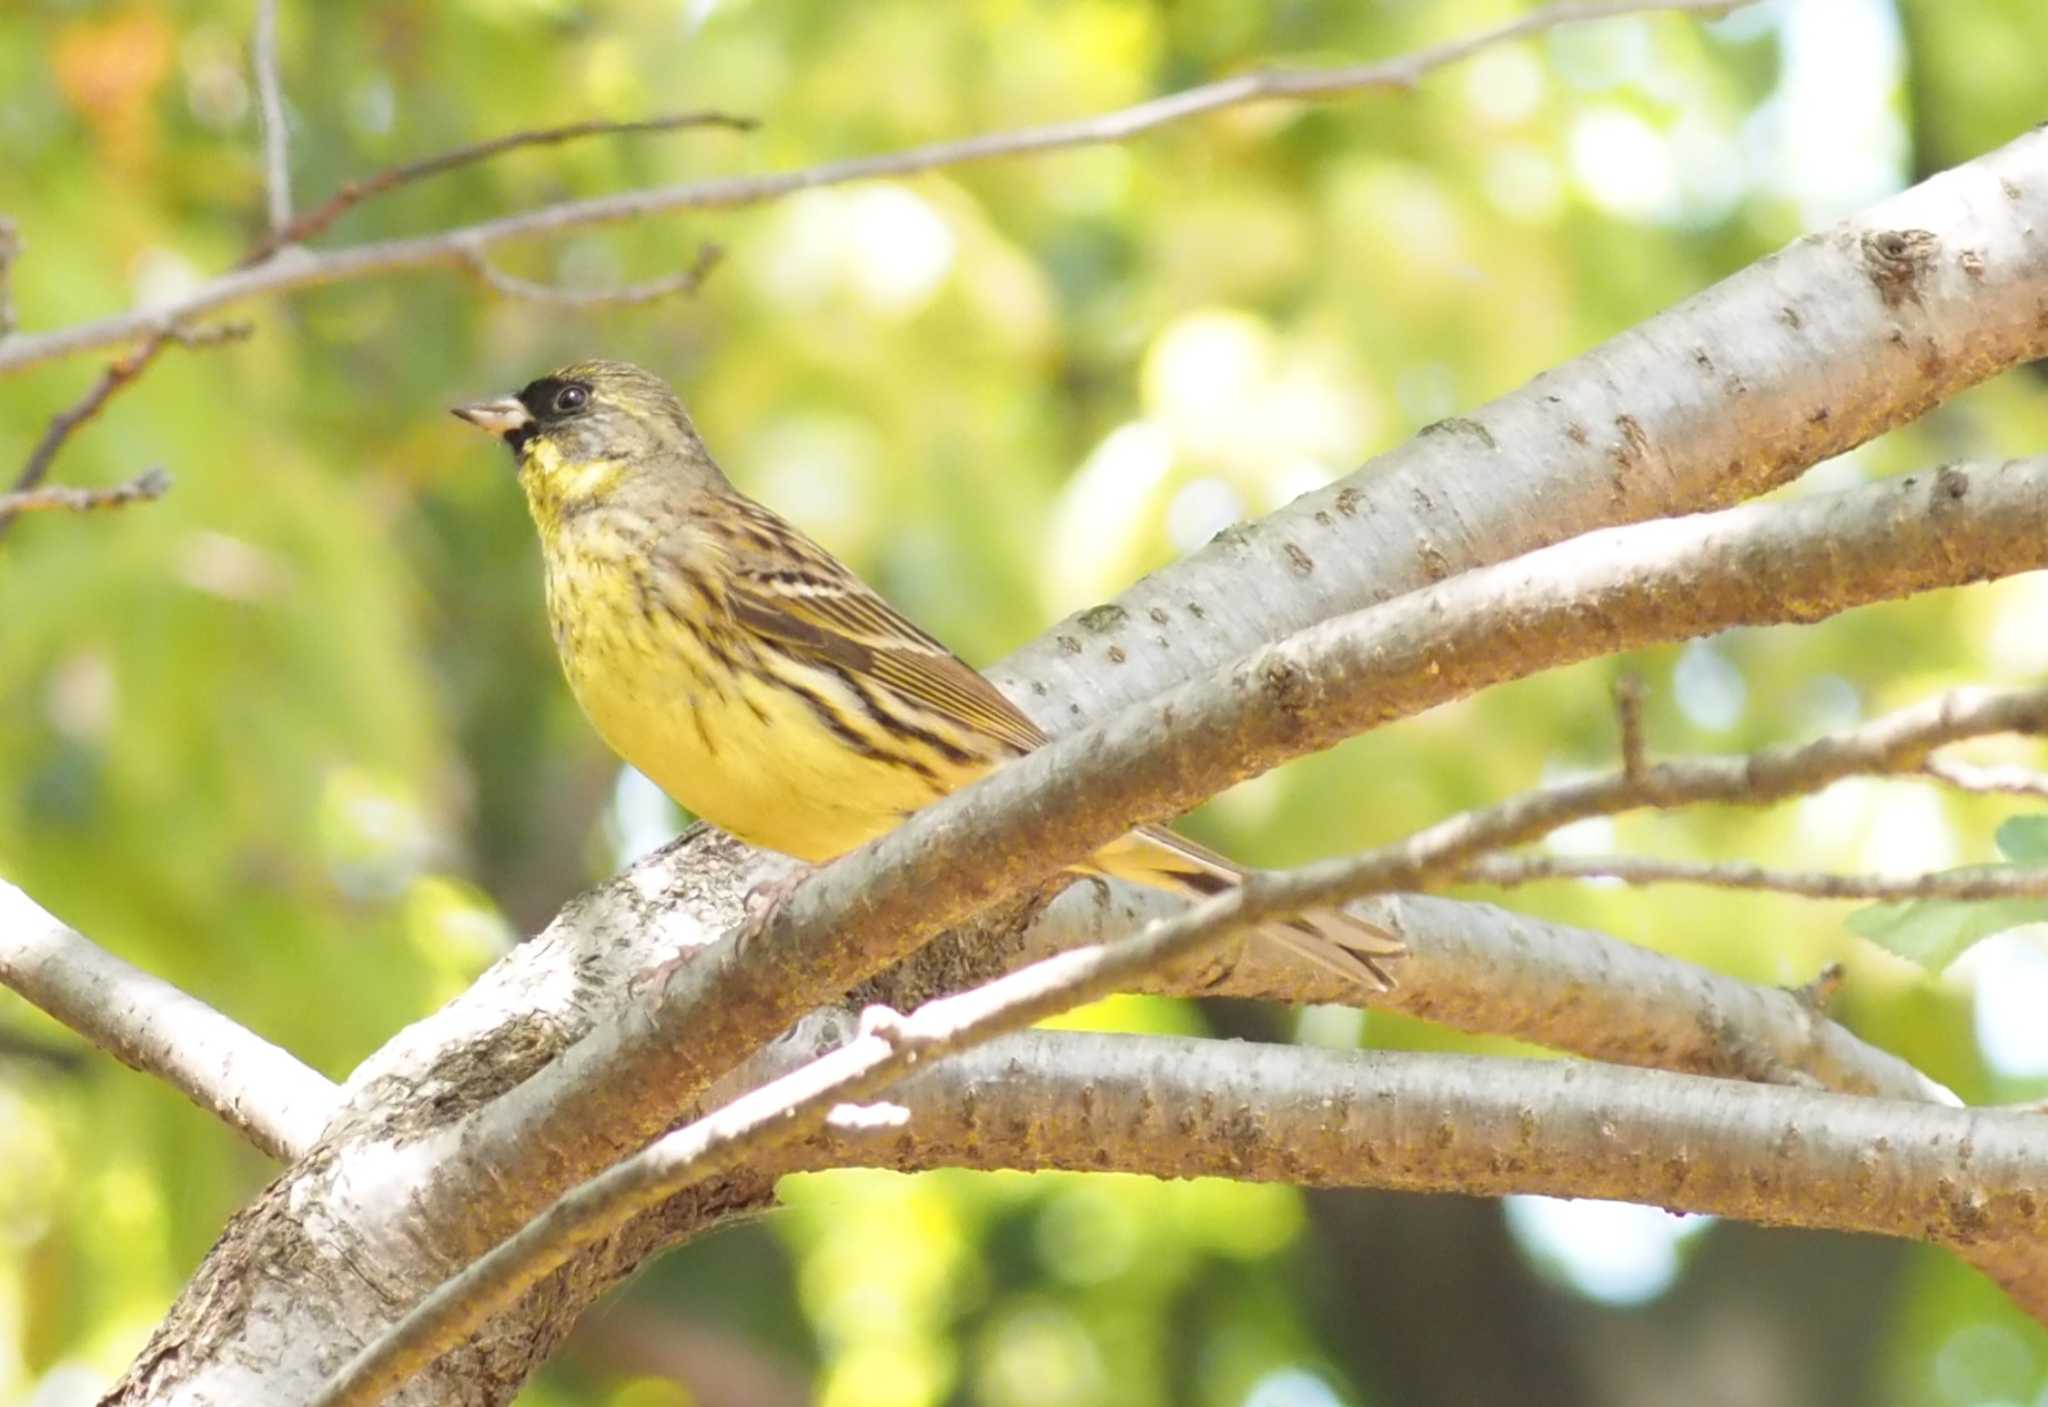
455;360;1403;992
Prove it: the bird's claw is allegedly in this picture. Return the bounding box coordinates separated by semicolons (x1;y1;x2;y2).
632;870;806;1004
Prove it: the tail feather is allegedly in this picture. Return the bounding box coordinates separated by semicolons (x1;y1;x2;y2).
1086;825;1405;994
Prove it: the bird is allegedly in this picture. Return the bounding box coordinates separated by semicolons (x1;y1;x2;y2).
453;359;1404;993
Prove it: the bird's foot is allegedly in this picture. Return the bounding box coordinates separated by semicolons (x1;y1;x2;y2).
633;869;807;1003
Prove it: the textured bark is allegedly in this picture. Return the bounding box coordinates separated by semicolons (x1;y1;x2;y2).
0;883;334;1161
104;128;2048;1404
820;1033;2048;1245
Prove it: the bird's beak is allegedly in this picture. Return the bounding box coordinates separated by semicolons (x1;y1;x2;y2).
450;396;534;438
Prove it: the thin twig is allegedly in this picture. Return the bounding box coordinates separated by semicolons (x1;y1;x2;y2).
1263;688;2048;920
0;0;1753;375
253;0;292;238
0;882;338;1160
0;467;171;518
0;215;19;338
459;241;723;308
1613;674;1648;782
1922;755;2048;800
240;112;755;266
0;323;249;540
1792;962;1846;1014
1460;852;2048;901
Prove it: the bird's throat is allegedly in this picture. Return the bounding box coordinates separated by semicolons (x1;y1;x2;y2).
518;439;629;534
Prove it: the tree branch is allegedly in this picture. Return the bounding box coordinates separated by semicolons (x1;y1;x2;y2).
812;1031;2048;1248
0;323;249;540
0;0;1752;375
324;678;2048;1401
253;0;292;238
1254;687;2048;919
0;883;337;1161
1462;852;2048;902
240;112;755;266
1016;879;1954;1100
355;457;2048;1320
316;839;1344;1406
102;132;2048;1403
0;466;171;518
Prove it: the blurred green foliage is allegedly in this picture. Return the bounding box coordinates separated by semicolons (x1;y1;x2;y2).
3;1;2048;1404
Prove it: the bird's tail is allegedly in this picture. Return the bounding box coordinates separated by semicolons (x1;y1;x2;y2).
1086;825;1405;994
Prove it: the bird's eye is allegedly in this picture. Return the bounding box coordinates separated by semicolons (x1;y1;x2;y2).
553;384;589;414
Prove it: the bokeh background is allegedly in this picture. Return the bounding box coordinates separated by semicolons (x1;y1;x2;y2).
5;1;2048;1404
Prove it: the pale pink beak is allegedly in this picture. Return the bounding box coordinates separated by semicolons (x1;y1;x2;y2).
450;396;534;437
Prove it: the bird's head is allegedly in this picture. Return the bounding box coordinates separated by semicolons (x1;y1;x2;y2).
453;359;720;528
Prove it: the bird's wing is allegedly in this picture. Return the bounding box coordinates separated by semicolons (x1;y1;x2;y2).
715;497;1050;756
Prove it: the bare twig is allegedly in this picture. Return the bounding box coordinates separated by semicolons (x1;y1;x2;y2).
1923;755;2048;799
253;0;292;238
0;324;248;540
460;242;723;308
1256;689;2048;923
0;882;338;1161
0;0;1751;375
1459;852;2048;902
240;112;756;266
0;467;172;518
0;216;19;338
1613;674;1648;782
1792;962;1846;1013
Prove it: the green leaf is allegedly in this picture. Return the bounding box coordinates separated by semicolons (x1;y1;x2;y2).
1994;815;2048;864
1847;887;2048;972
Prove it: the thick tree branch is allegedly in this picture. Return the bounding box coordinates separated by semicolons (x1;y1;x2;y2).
0;883;336;1161
1462;852;2048;902
318;846;1339;1406
330;680;2048;1401
298;457;2048;1341
1018;879;1954;1101
813;1032;2048;1248
0;1;1756;374
104;127;2048;1399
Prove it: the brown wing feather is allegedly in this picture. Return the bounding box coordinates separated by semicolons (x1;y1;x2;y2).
715;497;1049;757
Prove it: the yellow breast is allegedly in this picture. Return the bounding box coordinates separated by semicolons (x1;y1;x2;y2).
535;514;961;863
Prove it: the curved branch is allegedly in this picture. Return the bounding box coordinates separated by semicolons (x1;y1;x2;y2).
0;883;337;1161
400;457;2048;1290
813;1031;2048;1248
1020;882;1956;1102
241;112;754;265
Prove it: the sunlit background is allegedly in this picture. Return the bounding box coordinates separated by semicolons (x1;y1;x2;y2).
4;1;2048;1404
